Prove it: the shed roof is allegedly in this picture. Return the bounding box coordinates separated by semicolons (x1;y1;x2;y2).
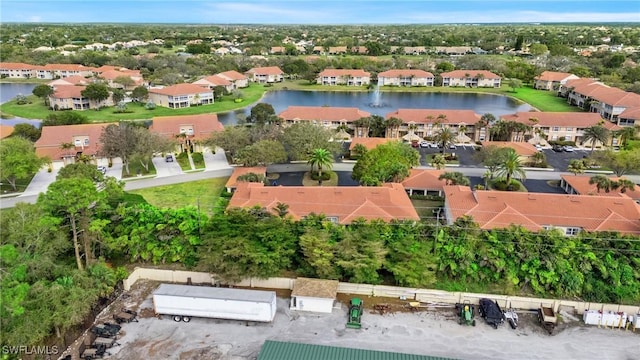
153;284;276;303
257;340;457;360
291;278;339;299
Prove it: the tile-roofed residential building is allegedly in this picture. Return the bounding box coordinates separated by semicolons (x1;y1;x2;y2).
225;166;267;193
193;75;233;93
566;81;612;109
377;69;435;87
0;125;14;139
244;66;284;84
48;85;90;110
500;111;619;146
148;83;214;108
533;71;580;91
48;75;91;87
557;78;600;98
443;186;640;235
0;62;37;78
37;63;95;79
435;46;473;55
34;123;110;161
328;46;348;55
278;106;371;132
97;69;144;90
348;138;400;155
401;169;447;196
590;89;640;123
228;182;420;224
480;141;538;160
150;114;223;152
385;109;481;142
439;70;501;88
216;70;249;88
560;175;640;201
617;106;640;128
317;69;371;86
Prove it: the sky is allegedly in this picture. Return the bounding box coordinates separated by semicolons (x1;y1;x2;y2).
1;0;639;24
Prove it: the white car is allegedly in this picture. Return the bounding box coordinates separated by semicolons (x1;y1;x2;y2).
534;144;543;151
563;145;574;152
419;141;430;148
97;165;107;174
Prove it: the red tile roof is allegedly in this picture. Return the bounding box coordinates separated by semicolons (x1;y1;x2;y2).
561;175;640;200
534;71;576;81
401;169;447;190
440;70;501;79
245;66;284;75
229;182;420;224
193;75;232;87
480;141;537;156
279;106;371;122
591;88;640;107
149;114;224;141
225;167;267;189
149;83;212;96
0;125;14;139
48;75;90;86
51;85;87;99
318;69;371;77
217;70;248;81
501;112;604;128
34;123;109;159
620;107;640;120
385;109;480;125
378;69;434;78
43;63;95;72
349;137;399;150
444;186;640;234
0;62;37;70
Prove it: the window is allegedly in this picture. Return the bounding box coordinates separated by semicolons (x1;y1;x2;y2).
552;127;560;131
84;138;89;145
566;127;573;132
74;139;82;146
326;216;339;223
565;227;581;236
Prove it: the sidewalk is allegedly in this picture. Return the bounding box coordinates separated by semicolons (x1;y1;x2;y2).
203;147;232;171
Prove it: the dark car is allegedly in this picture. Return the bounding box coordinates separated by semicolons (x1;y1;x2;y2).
165;154;174;162
552;145;564;152
478;298;504;329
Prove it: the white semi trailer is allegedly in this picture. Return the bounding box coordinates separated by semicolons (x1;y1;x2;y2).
152;284;277;323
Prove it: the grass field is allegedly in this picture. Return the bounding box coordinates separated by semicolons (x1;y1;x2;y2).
410;198;444;221
129;177;228;215
0;84;266;122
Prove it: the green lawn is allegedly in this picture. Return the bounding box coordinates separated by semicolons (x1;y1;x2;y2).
0;174;36;194
0;84;266;122
122;159;157;178
410;198;444;221
129;177;228;215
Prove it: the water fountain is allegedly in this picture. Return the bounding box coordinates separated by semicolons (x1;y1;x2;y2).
369;83;385;108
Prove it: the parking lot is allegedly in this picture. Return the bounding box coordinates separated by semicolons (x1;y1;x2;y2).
94;280;640;360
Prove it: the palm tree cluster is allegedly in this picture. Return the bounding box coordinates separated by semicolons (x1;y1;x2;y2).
588;175;636;193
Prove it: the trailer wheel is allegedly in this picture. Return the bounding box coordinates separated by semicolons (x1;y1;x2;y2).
173;315;182;322
182;316;191;323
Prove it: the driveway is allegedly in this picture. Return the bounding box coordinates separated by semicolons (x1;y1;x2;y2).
419;145;478;167
20;162;62;197
204;147;232;171
152;154;184;177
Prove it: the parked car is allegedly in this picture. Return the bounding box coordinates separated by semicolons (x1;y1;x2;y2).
429;143;439;148
563;145;575;152
448;143;457;149
419;141;430;148
552;145;564;152
97;166;107;175
478;298;504;329
165;154;174;162
534;144;543;151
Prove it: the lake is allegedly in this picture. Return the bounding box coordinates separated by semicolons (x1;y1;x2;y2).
0;83;533;127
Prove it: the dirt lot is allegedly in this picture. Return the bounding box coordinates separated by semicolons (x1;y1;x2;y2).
62;280;640;360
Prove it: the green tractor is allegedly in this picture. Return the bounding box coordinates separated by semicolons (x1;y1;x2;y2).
346;298;363;329
455;301;476;326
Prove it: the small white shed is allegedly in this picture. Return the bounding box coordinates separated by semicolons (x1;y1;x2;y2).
290;277;339;313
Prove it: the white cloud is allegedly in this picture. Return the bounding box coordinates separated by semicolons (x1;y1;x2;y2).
29;15;42;22
404;10;640;24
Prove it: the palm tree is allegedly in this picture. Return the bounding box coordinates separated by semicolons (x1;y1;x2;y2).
613;179;635;193
457;125;468;143
307;148;333;185
614;126;638;150
353;117;370;138
384;117;403;138
531;151;546;166
582;125;610;151
431;154;446;169
435;127;456;154
589;175;612;193
567;159;586;176
496;149;526;187
438;172;470;186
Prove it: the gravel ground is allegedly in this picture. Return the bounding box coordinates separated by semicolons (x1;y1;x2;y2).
62;280;640;360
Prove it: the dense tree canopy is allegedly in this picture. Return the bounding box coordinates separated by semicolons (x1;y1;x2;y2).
352;141;420;185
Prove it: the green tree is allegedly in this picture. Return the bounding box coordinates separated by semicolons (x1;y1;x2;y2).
42;111;89;126
567;159;587;176
280;122;340;161
10;123;41;142
582;125;610;151
113;75;135;89
473;145;511;178
496;148;526;186
612;179;635;193
307;148;334;185
133;127;175;172
81;83;110;109
529;43;548;56
384;220;437;287
235;140;287;167
0;137;44;191
99;122;140;175
299;227;339;279
589;175;613;193
438;172;470;186
206;126;251;160
352;141;419;185
111;88;126;105
435;126;456;155
249;103;277;125
130;85;149;102
431;154;446;169
509;78;523;93
335;222;387;284
31;84;54;106
592;149;640;176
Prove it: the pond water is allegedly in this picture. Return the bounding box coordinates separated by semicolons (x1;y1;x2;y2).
0;83;533;127
214;90;532;125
